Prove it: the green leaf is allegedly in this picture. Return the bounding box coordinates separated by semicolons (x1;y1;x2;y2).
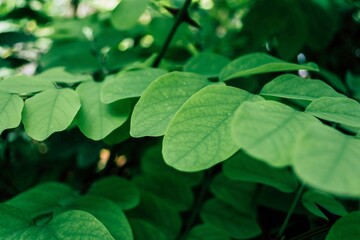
0;90;23;134
0;204;114;239
261;74;344;101
65;196;133;240
76;81;131;140
87;176;140;210
188;224;230;240
184;52;231;78
127;192;181;238
163;85;262;171
133;175;193;211
223;151;298;192
326;211;360;240
36;67;92;84
0;75;55;94
102;117;131;145
293;124;360;197
6;182;74;218
306;97;360;128
101;68;167;103
130;72;213;137
129;219;167;240
111;0;149;30
22;88;81;141
302;190;348;220
201;199;261;239
231;100;319;167
219;53;319;81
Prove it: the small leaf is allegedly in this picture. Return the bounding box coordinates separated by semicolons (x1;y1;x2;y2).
0;90;23;134
219;52;319;81
261;74;344;101
6;182;74;218
65;196;133;240
163;85;263;171
326;211;360;240
129;219;167;240
103;117;131;145
36;67;92;84
133;175;193;211
87;176;140;210
201;199;261;239
293;124;360;197
111;0;149;30
223;151;298;192
130;72;213;137
188;224;230;240
0;75;55;94
302;190;348;220
306;97;360;128
22;88;81;141
184;52;231;78
101;68;167;103
76;81;131;140
232;100;319;167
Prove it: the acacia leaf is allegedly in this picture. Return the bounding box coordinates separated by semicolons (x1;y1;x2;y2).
188;224;230;240
76;81;131;140
261;74;344;100
293;124;360;197
0;90;23;134
130;72;214;137
111;0;149;30
163;85;263;171
0;75;55;94
219;53;319;81
326;211;360;240
22;88;81;141
232;100;319;167
306;97;360;128
36;67;92;84
129;219;167;240
101;68;167;103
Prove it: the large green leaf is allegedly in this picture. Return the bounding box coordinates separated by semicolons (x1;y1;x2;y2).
0;90;23;134
22;88;81;141
302;190;348;220
76;81;131;140
130;72;213;137
261;74;344;101
188;224;230;240
6;182;74;218
326;211;360;240
219;53;319;81
0;204;114;239
231;100;319;167
306;97;360;128
133;175;193;211
0;75;55;94
65;196;133;240
101;68;167;104
184;52;231;78
111;0;149;30
129;219;167;240
87;176;140;210
36;67;92;84
293;124;360;197
201;199;261;239
223;151;298;192
163;85;262;171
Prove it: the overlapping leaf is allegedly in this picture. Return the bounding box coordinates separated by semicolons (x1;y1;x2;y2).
326;211;360;240
130;72;214;137
101;68;167;103
219;53;319;81
22;88;81;141
232;100;319;167
261;74;344;101
163;85;263;171
0;75;55;94
36;67;92;84
111;0;149;30
0;90;23;134
293;124;360;197
188;224;230;240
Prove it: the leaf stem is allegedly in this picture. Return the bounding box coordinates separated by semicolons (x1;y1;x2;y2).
276;182;306;239
152;0;193;67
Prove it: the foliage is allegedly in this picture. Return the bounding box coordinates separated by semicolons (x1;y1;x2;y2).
1;0;360;239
